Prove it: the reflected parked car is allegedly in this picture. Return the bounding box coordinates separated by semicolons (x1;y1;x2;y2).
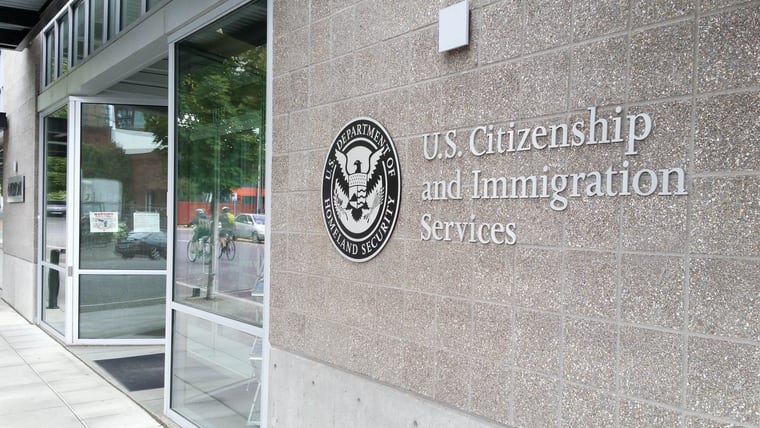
234;214;265;243
46;200;66;216
115;231;167;259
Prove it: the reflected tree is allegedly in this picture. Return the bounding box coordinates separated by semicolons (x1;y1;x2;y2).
175;44;267;299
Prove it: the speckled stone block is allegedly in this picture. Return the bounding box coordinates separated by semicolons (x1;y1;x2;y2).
698;5;760;92
699;0;749;12
687;337;760;425
310;0;332;22
619;400;682;427
563;318;617;389
477;0;521;63
630;21;694;101
309;55;356;106
273;70;308;115
479;61;521;123
439;71;484;129
385;29;442;90
514;309;561;374
570;35;628;108
519;50;570;117
572;0;629;41
690;176;760;257
522;0;572;54
689;257;760;341
401;291;439;345
695;91;760;172
368;335;404;386
325;279;376;330
372;285;405;335
514;371;559;428
400;341;437;399
564;251;618;320
274;28;309;75
269;307;306;352
410;241;475;298
631;0;694;26
471;244;514;304
619;327;682;404
469;358;512;425
472;302;513;362
561;383;617;427
331;7;356;57
436;297;473;352
373;0;438;42
309;18;331;63
273;0;309;35
379;81;443;138
434;349;471;407
620;254;685;329
621;195;688;253
512;248;563;311
564;197;621;250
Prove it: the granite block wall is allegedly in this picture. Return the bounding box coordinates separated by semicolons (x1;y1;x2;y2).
270;0;760;426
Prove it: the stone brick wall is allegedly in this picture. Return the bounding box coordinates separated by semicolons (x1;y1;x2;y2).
270;1;760;426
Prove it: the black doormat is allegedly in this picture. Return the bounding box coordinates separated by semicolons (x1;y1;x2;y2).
95;353;165;391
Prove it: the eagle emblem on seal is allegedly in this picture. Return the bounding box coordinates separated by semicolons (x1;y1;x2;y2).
321;118;401;262
332;144;388;224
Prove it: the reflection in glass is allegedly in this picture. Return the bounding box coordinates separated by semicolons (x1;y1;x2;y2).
79;274;165;338
42;266;67;334
42;106;68;334
73;1;85;65
79;103;168;270
121;0;141;29
171;312;262;426
45;29;54;85
90;0;104;51
173;1;267;326
58;14;69;76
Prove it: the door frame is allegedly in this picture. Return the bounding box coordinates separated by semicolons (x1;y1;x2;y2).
38;95;170;345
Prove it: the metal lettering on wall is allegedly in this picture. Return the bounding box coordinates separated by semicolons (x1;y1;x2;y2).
322;118;401;262
420;106;688;245
7;176;24;203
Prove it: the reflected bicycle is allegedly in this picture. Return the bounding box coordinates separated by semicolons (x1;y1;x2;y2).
187;236;212;263
217;234;236;261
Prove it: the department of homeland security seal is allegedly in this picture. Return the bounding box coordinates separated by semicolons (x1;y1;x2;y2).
321;118;401;262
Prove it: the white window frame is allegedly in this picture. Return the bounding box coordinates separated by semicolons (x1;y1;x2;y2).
163;0;272;426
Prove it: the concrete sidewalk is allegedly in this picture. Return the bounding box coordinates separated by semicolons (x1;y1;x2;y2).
0;299;164;428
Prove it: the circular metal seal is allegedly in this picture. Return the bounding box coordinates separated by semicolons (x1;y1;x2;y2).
321;118;401;262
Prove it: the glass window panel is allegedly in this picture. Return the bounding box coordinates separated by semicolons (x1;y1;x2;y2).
44;29;55;85
107;0;117;39
79;274;165;338
44;105;68;267
79;103;168;270
171;312;262;426
42;105;69;335
58;15;69;76
73;2;86;65
173;1;268;326
42;267;67;334
90;0;104;51
121;0;141;29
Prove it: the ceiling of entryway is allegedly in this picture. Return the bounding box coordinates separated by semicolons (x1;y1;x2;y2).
0;0;61;50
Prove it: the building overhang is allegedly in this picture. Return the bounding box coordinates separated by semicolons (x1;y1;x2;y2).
0;0;66;51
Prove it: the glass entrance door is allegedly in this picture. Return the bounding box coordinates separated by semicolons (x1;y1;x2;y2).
73;99;168;342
